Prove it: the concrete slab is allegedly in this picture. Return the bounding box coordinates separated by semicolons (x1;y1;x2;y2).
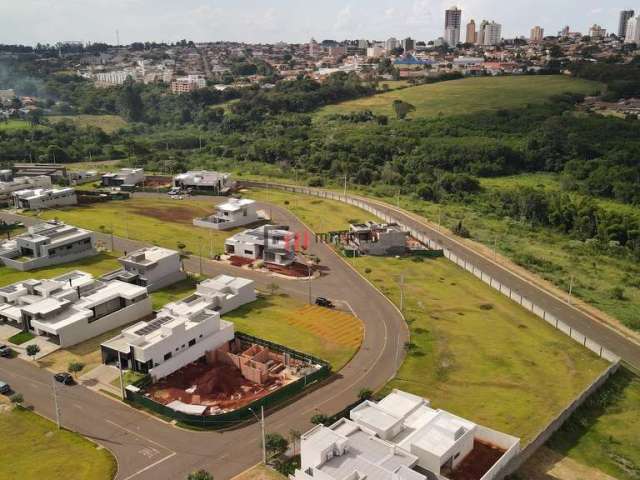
79;364;121;395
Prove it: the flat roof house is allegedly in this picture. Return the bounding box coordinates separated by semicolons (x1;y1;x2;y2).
224;225;297;266
294;389;520;480
0;175;52;199
101;168;145;189
0;220;97;271
101;274;255;380
0;271;152;347
349;222;408;256
101;246;186;292
173;170;232;194
193;198;263;231
11;187;77;210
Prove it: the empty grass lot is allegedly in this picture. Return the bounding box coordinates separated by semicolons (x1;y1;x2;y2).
349;255;608;442
224;294;363;370
546;368;640;480
32;196;240;257
0;252;121;287
47;114;127;133
245;188;376;232
232;465;287;480
318;76;601;119
0;407;116;480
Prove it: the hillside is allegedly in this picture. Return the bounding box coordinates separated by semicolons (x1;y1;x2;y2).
318;76;602;119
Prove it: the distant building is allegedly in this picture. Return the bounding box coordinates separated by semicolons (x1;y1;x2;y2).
625;15;640;44
173;171;232;194
11;187;77;210
479;21;502;46
102;246;186;293
401;37;415;52
0;270;152;347
619;10;635;38
466;20;477;44
170;75;206;94
530;26;544;43
224;225;297;266
193;198;263;231
95;70;132;86
358;39;369;49
348;222;408;256
101;168;145;189
12;163;67;181
444;6;462;46
589;24;607;39
385;37;399;51
367;45;385;58
293;389;520;480
0;221;96;271
0;175;51;199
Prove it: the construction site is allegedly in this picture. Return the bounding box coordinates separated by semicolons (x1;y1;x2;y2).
144;338;322;415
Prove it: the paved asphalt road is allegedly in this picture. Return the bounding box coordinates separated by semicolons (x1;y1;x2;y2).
244;181;640;369
0;199;408;480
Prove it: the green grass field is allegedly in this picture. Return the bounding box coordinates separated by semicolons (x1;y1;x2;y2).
0;407;116;480
0;119;39;131
244;188;376;232
225;294;363;370
31;196;238;257
318;76;601;119
149;276;199;310
548;368;640;480
349;255;608;442
0;252;121;287
47;115;127;133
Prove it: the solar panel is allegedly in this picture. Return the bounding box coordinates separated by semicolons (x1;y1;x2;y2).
134;316;172;336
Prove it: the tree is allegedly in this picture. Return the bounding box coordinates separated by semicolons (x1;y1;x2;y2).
266;282;280;296
10;393;24;406
289;429;302;455
310;413;328;425
26;344;40;360
392;100;416;120
358;388;373;401
187;470;213;480
68;361;85;378
265;432;289;460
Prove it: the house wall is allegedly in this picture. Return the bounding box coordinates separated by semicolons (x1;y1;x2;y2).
0;247;98;271
476;426;520;480
217;287;257;315
22;192;77;210
122;254;185;292
148;322;234;380
49;296;152;347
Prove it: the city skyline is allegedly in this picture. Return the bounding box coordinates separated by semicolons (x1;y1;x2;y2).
0;1;637;45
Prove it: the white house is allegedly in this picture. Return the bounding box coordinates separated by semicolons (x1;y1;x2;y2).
0;175;52;199
173;171;232;193
101;168;145;188
0;221;97;271
11;187;77;210
294;389;520;480
0;271;152;347
224;225;297;266
101;246;186;292
193;198;263;230
100;274;255;380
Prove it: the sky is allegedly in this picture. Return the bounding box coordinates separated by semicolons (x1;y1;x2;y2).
0;1;633;45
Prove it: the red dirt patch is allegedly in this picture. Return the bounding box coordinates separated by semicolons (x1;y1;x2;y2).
449;440;506;480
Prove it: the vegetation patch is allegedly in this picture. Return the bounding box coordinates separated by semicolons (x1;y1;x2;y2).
0;407;116;480
8;331;34;345
47;115;127;133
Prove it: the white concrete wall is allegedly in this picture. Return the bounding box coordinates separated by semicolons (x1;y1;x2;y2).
149;322;234;380
54;296;152;347
0;247;97;271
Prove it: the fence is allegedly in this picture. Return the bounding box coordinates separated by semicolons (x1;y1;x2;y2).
126;332;331;429
242;181;620;364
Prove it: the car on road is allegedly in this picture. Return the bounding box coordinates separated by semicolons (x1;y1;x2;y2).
54;372;75;385
315;297;335;308
0;381;10;395
0;344;11;358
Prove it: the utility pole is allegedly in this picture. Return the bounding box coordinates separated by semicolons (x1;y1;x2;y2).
493;235;498;260
307;262;313;304
117;351;126;400
343;175;347;197
261;406;266;464
199;243;203;276
567;275;574;305
398;274;405;313
437;207;441;232
52;376;61;429
397;190;400;208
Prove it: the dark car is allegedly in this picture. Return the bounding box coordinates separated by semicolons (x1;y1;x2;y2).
0;381;10;395
54;372;74;385
0;344;11;358
315;297;335;308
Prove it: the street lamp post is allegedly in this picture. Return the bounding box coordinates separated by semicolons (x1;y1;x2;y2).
249;406;266;464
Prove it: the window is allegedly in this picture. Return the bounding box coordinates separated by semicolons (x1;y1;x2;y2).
188;339;196;347
90;297;124;322
244;250;253;255
163;352;172;361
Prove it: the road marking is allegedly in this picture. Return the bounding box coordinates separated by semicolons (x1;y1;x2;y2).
105;419;174;452
121;452;177;480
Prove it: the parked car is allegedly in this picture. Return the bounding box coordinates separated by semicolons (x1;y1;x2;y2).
54;372;74;385
0;381;10;395
315;297;335;308
168;187;182;196
0;344;11;358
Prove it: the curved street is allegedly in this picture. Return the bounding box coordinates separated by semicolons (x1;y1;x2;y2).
0;197;408;480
